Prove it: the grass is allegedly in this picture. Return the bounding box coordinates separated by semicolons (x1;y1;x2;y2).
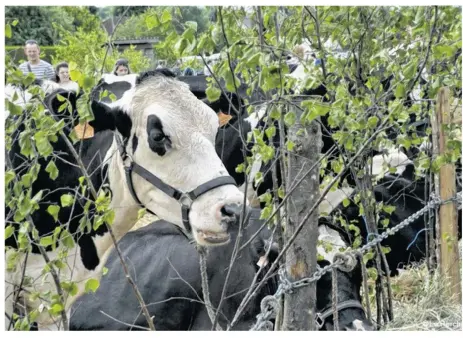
382;262;462;331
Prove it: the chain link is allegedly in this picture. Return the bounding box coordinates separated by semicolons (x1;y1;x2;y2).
250;191;462;330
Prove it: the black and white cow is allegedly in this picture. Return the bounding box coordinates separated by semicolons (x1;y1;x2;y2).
70;208;278;331
322;161;462;277
5;70;246;330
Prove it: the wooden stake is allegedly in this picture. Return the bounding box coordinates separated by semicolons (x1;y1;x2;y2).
436;87;461;303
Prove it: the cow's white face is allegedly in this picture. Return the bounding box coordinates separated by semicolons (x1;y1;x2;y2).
125;76;246;246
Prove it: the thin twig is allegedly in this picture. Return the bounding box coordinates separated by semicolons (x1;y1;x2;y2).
406;6;438;96
99;311;150;331
100;6;132;75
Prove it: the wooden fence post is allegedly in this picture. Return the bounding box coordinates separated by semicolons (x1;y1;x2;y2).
282;98;321;330
435;87;461;303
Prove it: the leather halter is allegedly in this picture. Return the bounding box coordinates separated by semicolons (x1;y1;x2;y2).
315;300;366;329
115;134;237;234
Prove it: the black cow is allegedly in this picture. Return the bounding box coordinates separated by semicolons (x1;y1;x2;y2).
69;208;373;331
327;170;462;277
70;209;278;331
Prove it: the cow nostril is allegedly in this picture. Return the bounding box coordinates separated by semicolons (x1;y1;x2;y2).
220;204;241;220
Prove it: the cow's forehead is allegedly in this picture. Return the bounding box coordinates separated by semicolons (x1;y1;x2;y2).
142;101;218;136
129;77;218;134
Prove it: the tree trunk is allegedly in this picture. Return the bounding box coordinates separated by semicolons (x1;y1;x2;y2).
282;98;321;330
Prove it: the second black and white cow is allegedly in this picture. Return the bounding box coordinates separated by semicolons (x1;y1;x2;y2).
5;70;246;329
322;166;462;277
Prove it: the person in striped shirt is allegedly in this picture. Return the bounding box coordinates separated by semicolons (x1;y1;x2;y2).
18;40;54;80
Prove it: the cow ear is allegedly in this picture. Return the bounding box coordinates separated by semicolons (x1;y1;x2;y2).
89;100;116;133
89;100;132;139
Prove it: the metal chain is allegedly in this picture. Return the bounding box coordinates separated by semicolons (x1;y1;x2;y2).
250;191;462;330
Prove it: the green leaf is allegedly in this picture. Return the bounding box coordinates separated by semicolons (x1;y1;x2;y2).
363;251;375;264
161;9;172;23
104;209;116;225
367;116;379;128
235;163;245;173
39;235;54;247
284;111;296;127
12;19;18;27
5;24;12;39
60;194;74;207
50;303;63;315
5;225;15;240
265;126;276;139
109;93;117;103
47;205;60;222
286;140;295;152
205;86;221;103
58;102;68;113
403;60;417;79
21;173;33;188
5;170;15;185
56;94;66;102
45;161;59;180
145;14;159;29
247;52;262;68
185;21;198;32
85;278;100;293
395;83;406;99
137;208;146;221
383;205;396;215
61;281;78;296
434;45;456;58
60;229;75;249
342;198;350;207
103;267;109;276
367;267;378;281
174;37;188;55
381;246;391;254
34;131;53;157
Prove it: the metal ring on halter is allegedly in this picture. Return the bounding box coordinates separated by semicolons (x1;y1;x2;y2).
179;193;193;208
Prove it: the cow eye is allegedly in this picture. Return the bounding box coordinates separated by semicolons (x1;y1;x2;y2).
152;133;165;142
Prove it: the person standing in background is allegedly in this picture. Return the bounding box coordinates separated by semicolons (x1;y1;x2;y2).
18;40;54;80
113;58;131;76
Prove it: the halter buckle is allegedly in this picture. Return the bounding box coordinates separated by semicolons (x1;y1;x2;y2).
179;193;193;208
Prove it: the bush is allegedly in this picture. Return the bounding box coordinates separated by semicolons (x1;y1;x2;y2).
52;28;151;76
